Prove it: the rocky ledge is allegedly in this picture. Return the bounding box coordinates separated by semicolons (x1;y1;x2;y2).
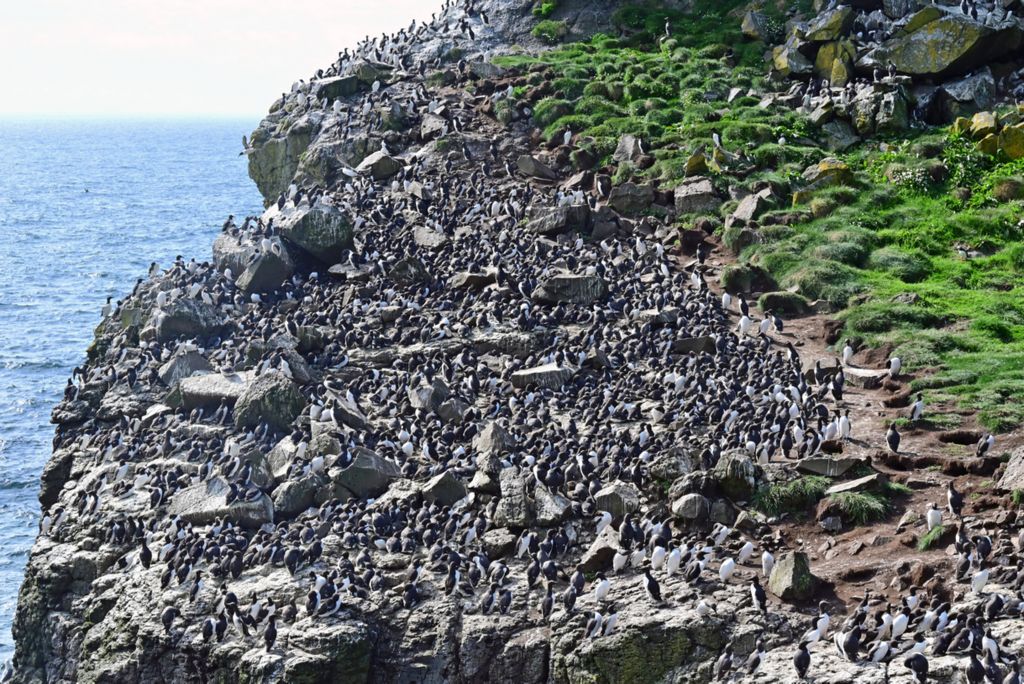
12;1;1024;683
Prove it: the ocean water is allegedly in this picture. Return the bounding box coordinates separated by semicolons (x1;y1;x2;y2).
0;118;264;665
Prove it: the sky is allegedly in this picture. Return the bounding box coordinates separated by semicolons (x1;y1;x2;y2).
0;0;446;119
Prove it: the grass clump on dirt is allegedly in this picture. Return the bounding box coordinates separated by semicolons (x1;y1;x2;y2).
917;524;947;551
752;476;830;517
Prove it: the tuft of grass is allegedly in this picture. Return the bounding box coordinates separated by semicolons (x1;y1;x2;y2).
827;492;889;525
917;524;947;551
1012;490;1024;507
752;476;830;517
532;19;568;44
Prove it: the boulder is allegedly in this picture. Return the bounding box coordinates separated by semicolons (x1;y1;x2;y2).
235;250;294;295
772;40;814;77
767;551;820;601
517;155;558;181
273;476;320;517
674;177;720;214
803;157;854;188
168;477;273;529
356;150;403;180
493;469;533;528
420;471;467;506
531;273;608;305
331;448;400;499
873;8;1024;78
525;203;591;235
327;398;369;431
608;182;654;215
420;113;449;140
437;398;470;424
594;481;641;518
731;191;770;225
233;372;304;433
150;298;226;343
819;119;861;152
352;60;392;85
997;447;1024;491
612;134;644;163
805;6;855;41
406;378;450;413
672;493;710;522
158;351;212;387
511;363;574;390
273;199;353;263
713;450;763;501
174;371;254;410
473;421;516;456
579;524;618;572
481;528;517;558
1000;124;1024;160
311;75;361;101
741;11;773;41
450;270;498;290
535;487;572;526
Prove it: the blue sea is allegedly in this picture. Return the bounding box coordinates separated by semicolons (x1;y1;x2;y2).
0;119;264;665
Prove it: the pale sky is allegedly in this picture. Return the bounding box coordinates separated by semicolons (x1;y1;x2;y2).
0;0;446;119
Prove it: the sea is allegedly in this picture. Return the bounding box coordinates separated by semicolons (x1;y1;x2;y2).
0;118;264;666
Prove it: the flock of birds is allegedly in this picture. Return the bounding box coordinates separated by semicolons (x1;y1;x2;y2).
28;0;1024;682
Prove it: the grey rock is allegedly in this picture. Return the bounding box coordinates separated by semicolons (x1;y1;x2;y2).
481;528;517;558
157;351;212;387
713;450;764;501
612;134;644;163
824;472;887;495
150;298;227;343
997;447;1024;491
273;475;320;517
330;448;399;499
579;524;619;572
174;371;254;410
672;493;710;522
168;477;273;529
535;487;571;527
674;177;720;214
594;481;640;518
511;363;574;390
235;250;295;295
516;154;558;180
473;421;516;456
767;551;820;601
671;336;717;355
311;75;361;101
531;273;608;305
356;150;403;180
607;181;653;215
420;471;467;506
233;372;304;433
525;203;591;235
273;198;353;263
493;469;533;528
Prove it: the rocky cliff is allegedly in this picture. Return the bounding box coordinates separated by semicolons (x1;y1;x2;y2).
12;1;1024;683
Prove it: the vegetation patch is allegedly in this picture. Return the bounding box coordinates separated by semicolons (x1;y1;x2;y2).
752;476;830;517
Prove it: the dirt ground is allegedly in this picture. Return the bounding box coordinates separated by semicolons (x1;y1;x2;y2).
695;234;1024;614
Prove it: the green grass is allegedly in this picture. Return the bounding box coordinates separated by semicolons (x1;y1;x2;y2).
917;524;947;551
751;476;830;517
1012;490;1024;507
497;2;1024;434
828;492;889;526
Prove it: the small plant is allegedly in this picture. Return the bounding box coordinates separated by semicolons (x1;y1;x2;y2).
532;19;568;44
828;492;888;525
917;524;947;551
532;0;558;18
1012;490;1024;507
752;476;830;517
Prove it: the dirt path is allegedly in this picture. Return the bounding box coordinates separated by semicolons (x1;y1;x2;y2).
693;234;1024;612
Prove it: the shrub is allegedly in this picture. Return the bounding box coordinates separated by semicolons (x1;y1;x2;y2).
532;19;567;44
533;1;558;18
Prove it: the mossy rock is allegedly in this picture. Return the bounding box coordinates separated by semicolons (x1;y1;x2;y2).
992;177;1024;202
758;292;811;315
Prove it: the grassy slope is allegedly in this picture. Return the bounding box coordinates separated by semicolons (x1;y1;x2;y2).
497;2;1024;432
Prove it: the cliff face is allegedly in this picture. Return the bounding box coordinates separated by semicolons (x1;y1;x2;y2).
13;1;1024;683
